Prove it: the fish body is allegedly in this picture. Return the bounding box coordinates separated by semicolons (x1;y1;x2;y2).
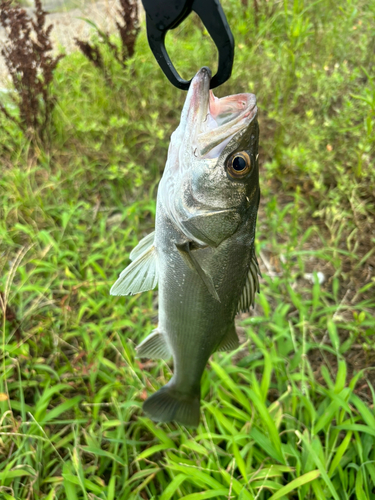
111;67;260;427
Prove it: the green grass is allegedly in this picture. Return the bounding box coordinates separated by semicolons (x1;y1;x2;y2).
0;0;375;498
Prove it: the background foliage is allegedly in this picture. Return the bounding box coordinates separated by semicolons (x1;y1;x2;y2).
0;0;374;498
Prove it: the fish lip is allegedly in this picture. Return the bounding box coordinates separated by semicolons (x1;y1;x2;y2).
240;101;257;120
193;67;212;118
178;67;212;138
189;67;211;114
192;66;212;87
197;66;212;80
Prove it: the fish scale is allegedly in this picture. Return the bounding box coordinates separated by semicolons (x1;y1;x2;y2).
111;67;261;427
159;235;247;385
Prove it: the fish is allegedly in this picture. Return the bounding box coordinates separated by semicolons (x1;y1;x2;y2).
111;67;261;427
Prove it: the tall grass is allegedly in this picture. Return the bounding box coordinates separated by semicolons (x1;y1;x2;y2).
0;0;374;498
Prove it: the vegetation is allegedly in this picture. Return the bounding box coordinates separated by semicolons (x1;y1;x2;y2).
0;0;64;143
0;0;374;498
75;0;140;81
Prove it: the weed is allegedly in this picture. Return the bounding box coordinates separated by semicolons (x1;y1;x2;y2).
0;0;63;144
75;0;140;81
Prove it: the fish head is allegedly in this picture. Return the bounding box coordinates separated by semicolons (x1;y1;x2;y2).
160;67;260;246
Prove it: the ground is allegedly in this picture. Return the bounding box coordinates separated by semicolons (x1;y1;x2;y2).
0;0;375;498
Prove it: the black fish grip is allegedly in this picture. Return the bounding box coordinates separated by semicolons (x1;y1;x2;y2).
141;0;234;90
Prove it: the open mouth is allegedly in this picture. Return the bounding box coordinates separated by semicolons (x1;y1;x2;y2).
198;90;257;158
179;67;257;160
207;91;255;127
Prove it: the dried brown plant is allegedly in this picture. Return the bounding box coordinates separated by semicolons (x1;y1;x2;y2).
74;38;104;71
0;0;64;142
74;36;112;84
116;0;140;61
75;0;140;75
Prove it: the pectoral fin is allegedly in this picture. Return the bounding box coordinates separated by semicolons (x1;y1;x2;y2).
182;209;241;247
237;254;261;312
110;244;158;296
175;242;220;302
130;231;155;261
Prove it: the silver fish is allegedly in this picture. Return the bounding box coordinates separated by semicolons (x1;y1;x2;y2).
111;67;260;427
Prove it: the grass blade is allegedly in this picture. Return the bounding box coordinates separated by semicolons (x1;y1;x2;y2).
268;470;320;500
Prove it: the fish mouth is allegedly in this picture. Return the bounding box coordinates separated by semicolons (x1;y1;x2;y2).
198;90;257;158
181;67;257;159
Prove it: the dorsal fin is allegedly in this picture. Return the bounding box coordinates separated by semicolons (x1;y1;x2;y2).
237;254;261;313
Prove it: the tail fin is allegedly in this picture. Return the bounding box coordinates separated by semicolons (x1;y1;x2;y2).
143;385;200;427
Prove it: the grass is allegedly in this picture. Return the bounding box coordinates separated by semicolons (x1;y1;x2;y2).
0;0;375;498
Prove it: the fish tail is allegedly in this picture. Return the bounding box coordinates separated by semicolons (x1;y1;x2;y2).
143;384;200;427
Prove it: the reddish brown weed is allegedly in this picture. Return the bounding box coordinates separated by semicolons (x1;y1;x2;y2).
75;0;140;81
0;0;63;143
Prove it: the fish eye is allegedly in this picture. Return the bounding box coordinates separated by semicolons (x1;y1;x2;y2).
227;151;252;178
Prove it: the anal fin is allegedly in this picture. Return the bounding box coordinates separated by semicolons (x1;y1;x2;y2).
215;326;240;352
136;329;171;359
175;242;220;302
